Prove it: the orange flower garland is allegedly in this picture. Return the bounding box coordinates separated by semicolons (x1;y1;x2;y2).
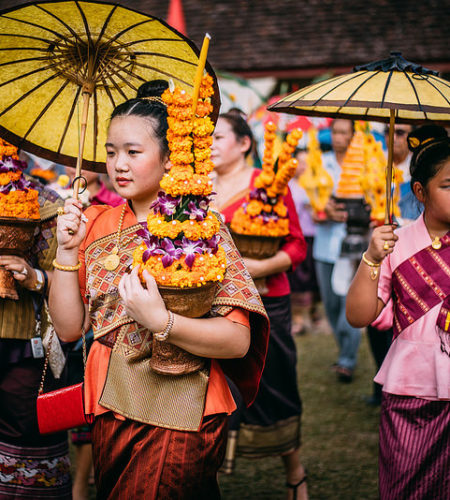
133;75;226;288
0;139;40;219
230;123;302;238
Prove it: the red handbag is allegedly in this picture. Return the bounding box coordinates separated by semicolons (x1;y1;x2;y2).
37;327;93;435
37;382;93;434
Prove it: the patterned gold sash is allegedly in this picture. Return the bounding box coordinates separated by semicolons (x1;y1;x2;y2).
99;323;209;431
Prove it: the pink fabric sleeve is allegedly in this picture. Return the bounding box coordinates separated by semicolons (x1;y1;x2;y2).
371;255;394;329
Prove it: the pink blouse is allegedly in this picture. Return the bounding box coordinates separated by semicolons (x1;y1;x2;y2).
373;214;450;400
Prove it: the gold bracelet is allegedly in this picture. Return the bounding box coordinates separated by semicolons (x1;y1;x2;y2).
52;259;81;272
361;252;381;280
153;311;174;341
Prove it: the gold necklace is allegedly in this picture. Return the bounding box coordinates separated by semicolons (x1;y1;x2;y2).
104;205;127;271
431;235;442;250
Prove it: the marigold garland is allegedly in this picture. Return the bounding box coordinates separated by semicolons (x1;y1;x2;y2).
298;128;333;217
133;74;224;288
0;139;40;219
358;124;401;222
230;123;302;238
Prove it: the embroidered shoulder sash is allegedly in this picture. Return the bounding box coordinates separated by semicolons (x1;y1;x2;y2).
392;232;450;339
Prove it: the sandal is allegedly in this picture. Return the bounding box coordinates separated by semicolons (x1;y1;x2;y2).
286;474;307;500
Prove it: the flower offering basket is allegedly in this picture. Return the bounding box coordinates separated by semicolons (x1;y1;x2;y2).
0;217;39;299
150;282;217;375
228;123;302;295
230;230;282;260
230;230;281;296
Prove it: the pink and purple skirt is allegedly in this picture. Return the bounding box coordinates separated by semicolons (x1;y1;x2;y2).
379;392;450;499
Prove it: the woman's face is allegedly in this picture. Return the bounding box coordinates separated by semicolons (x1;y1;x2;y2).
105;115;168;203
421;158;450;229
211;117;248;173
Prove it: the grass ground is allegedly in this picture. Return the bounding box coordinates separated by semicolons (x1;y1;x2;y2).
219;325;380;499
78;322;381;500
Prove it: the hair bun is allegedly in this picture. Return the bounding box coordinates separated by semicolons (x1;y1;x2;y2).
407;125;448;153
136;80;169;99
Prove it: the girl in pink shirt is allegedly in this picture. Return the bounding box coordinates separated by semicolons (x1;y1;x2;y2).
347;125;450;500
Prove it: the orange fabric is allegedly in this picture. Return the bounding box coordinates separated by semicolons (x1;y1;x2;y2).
84;308;250;420
78;203;130;304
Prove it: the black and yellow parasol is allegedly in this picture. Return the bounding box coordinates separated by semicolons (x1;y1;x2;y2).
0;0;220;181
268;52;450;223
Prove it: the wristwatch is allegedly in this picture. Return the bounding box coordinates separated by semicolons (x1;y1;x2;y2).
33;269;45;292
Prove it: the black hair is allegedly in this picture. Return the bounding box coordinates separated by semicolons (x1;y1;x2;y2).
110;80;169;159
408;125;450;189
219;110;254;157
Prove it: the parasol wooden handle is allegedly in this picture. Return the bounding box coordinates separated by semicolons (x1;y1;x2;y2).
68;83;93;235
73;83;94;200
384;109;396;225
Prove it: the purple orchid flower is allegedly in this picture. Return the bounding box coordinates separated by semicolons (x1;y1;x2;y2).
0;176;33;195
158;238;183;268
150;191;181;217
198;195;211;211
183;200;207;221
262;213;279;223
0;157;27;173
249;188;268;204
141;236;161;263
205;234;220;254
176;236;204;268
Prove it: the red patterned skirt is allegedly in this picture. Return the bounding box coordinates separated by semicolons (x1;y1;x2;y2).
92;412;228;499
379;392;450;500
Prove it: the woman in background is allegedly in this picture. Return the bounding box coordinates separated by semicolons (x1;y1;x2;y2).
212;111;308;500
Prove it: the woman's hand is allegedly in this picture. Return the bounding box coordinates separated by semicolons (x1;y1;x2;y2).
0;255;39;290
243;257;267;279
366;224;398;263
118;267;168;333
56;198;87;253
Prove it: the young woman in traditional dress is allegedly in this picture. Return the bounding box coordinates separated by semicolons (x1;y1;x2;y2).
347;125;450;499
211;112;308;500
49;81;269;499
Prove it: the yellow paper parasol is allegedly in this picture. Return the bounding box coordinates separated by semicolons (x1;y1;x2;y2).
268;52;450;223
0;0;220;184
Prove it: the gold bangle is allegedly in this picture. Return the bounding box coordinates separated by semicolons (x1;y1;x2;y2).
52;259;81;272
361;252;381;268
361;252;381;280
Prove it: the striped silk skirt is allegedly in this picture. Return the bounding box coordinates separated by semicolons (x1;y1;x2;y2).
379;393;450;500
92;412;228;499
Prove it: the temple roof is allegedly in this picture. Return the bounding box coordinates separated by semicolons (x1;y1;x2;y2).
3;0;450;76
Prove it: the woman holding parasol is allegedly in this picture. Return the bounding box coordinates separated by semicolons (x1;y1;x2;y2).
347;125;450;499
48;80;269;499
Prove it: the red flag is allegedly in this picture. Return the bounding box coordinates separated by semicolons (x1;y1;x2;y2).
167;0;187;36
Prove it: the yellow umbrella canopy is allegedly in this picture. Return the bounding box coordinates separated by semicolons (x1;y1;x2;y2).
268;52;450;223
0;0;220;173
268;52;450;125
